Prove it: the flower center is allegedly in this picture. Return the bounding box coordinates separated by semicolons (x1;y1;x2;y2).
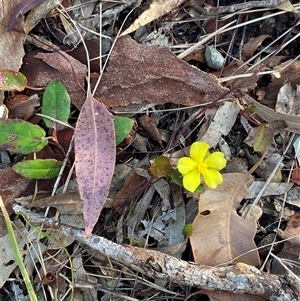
197;162;207;173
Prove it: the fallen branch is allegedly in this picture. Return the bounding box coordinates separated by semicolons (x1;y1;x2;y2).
201;0;290;16
13;204;299;301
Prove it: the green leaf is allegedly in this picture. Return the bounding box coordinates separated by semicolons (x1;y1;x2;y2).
182;223;193;238
0;70;26;91
13;159;62;179
150;156;173;177
254;124;274;152
114;116;134;145
42;80;71;131
0;120;48;154
194;184;205;194
170;168;184;187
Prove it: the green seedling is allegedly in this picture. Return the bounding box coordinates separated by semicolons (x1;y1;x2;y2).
114;116;134;145
42;80;71;131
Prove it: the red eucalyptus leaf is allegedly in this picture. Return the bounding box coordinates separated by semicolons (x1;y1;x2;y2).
75;95;115;237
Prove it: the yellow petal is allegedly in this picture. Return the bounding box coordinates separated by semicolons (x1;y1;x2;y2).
178;157;197;175
190;142;209;164
183;169;201;192
204;152;227;170
202;169;223;189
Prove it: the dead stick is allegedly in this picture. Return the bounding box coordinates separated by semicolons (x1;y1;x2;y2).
13;204;299;301
203;0;289;16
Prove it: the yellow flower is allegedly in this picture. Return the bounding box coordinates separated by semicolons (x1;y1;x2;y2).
177;142;226;192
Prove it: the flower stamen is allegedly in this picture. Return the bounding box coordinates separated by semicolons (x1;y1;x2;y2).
197;162;207;173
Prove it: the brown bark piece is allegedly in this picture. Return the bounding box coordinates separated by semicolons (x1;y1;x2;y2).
94;36;233;107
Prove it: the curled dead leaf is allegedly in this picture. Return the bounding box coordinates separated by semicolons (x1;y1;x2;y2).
241;35;272;60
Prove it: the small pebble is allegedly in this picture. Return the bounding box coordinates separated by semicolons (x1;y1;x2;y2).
204;45;225;70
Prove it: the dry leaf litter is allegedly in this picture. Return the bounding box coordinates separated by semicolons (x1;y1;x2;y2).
1;0;300;300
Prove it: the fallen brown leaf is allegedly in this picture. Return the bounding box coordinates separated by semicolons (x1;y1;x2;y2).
190;173;260;267
94;36;233;107
0;168;30;216
29;191;82;215
241;35;272;61
7;94;40;119
182;50;205;63
21;50;87;109
280;214;300;247
222;60;259;92
112;169;147;213
138;115;162;146
23;0;62;34
7;0;48;31
291;165;300;185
